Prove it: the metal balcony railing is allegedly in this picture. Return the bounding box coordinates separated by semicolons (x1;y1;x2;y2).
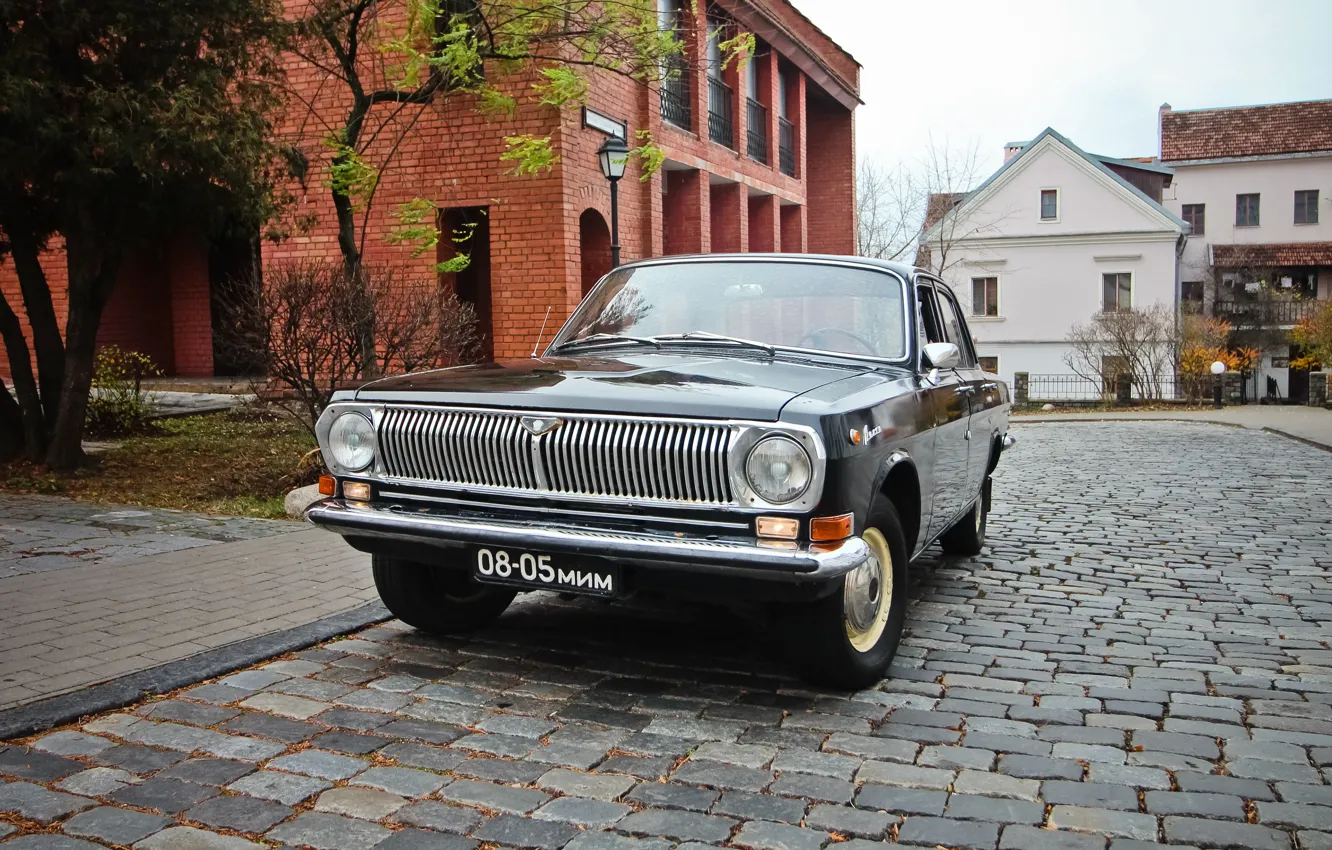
708;76;734;149
1215;298;1320;326
778;117;795;177
659;59;691;131
746;98;768;163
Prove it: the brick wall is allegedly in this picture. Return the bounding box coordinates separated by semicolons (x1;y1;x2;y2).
0;242;68;381
0;0;858;378
805;91;856;255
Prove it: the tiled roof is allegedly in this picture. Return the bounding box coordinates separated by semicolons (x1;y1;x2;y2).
1161;100;1332;161
1212;242;1332;268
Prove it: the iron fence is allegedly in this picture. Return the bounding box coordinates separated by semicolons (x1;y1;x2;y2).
1025;373;1213;404
746;98;768;163
659;60;691;131
1215;299;1319;326
1026;374;1111;402
708;76;734;149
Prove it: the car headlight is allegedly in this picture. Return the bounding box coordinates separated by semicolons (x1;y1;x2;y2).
328;412;376;472
745;436;812;504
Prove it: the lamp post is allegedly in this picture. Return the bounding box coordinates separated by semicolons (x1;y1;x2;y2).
597;135;629;268
1210;360;1226;409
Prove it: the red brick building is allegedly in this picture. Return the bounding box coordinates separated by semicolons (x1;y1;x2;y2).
1;0;859;377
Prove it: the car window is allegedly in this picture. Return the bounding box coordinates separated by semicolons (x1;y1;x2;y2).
556;262;909;360
915;285;945;347
935;286;978;368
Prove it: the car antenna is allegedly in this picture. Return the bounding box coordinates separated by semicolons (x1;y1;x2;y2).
530;305;554;358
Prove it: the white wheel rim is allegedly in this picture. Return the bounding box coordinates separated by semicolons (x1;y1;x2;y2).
844;528;893;653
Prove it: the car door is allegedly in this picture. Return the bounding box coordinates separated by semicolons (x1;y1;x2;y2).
915;281;970;539
934;284;988;509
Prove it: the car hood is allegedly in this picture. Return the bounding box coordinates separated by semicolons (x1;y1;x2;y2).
353;352;876;420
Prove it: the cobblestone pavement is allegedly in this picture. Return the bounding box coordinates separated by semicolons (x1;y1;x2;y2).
3;421;1331;849
0;494;292;578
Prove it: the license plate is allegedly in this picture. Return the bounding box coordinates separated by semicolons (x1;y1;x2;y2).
471;547;618;597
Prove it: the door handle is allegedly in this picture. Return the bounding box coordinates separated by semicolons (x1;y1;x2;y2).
981;382;998;390
955;386;975;395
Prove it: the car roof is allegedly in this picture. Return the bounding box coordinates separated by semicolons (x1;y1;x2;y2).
616;253;921;279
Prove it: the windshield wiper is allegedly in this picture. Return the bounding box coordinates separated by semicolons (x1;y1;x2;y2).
552;333;662;351
653;331;776;355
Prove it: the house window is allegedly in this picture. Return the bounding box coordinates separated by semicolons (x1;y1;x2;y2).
1040;189;1058;220
1295;190;1319;225
978;356;999;373
971;277;999;317
1236;193;1260;227
1181;280;1204;314
1101;355;1128;393
1182;203;1205;236
1102;272;1132;312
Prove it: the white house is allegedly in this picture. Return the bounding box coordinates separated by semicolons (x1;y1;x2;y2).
1159;99;1332;401
919;128;1188;392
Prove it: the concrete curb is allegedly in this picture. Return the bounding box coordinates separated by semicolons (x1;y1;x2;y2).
1262;426;1332;453
0;601;390;742
1015;416;1248;430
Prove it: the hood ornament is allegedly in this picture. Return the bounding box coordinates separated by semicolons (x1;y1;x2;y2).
521;416;564;436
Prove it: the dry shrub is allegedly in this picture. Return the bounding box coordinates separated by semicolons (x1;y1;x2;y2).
218;261;480;432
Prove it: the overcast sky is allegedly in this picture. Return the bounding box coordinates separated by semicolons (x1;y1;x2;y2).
791;0;1332;180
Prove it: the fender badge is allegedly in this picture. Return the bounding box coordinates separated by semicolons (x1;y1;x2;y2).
850;425;883;445
521;416;563;436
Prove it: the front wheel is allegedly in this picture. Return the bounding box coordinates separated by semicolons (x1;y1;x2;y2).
939;477;989;556
783;499;908;690
372;554;515;634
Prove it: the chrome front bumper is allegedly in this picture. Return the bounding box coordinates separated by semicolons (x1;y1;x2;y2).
306;499;869;583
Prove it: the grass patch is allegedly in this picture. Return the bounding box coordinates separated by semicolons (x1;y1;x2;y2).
0;407;319;519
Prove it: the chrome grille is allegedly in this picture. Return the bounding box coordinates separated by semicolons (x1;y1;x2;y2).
379;407;538;491
378;407;734;505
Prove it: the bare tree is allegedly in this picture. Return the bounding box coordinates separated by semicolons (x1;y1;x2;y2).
1063;305;1177;400
219;261;480;431
913;137;993;277
855;157;923;261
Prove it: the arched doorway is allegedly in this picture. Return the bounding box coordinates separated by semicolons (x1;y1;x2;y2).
579;209;611;296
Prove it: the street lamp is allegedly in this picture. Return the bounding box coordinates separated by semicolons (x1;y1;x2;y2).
597;135;629;268
1210;359;1226;408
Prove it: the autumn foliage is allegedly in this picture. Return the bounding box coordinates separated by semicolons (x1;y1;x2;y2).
1292;301;1332;371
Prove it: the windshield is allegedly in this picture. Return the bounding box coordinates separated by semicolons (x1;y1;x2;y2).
550;261;908;360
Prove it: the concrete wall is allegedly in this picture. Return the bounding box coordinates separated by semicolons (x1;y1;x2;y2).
950;139;1178;240
935;136;1183;385
1163;153;1332;281
945;236;1180;387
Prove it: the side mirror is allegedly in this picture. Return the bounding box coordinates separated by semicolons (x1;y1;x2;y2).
921;342;960;371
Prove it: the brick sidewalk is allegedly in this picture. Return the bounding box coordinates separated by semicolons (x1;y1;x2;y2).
0;527;373;710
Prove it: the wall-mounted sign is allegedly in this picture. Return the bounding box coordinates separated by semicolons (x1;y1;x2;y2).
1272;357;1290;368
582;107;628;139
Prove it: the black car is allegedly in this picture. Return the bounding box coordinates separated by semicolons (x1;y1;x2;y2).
308;255;1013;687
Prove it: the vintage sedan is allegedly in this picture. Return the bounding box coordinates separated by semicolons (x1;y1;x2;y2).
308;255;1013;687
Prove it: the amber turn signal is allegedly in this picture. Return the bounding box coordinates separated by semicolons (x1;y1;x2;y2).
343;481;372;501
810;513;854;541
318;475;335;496
755;516;800;540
